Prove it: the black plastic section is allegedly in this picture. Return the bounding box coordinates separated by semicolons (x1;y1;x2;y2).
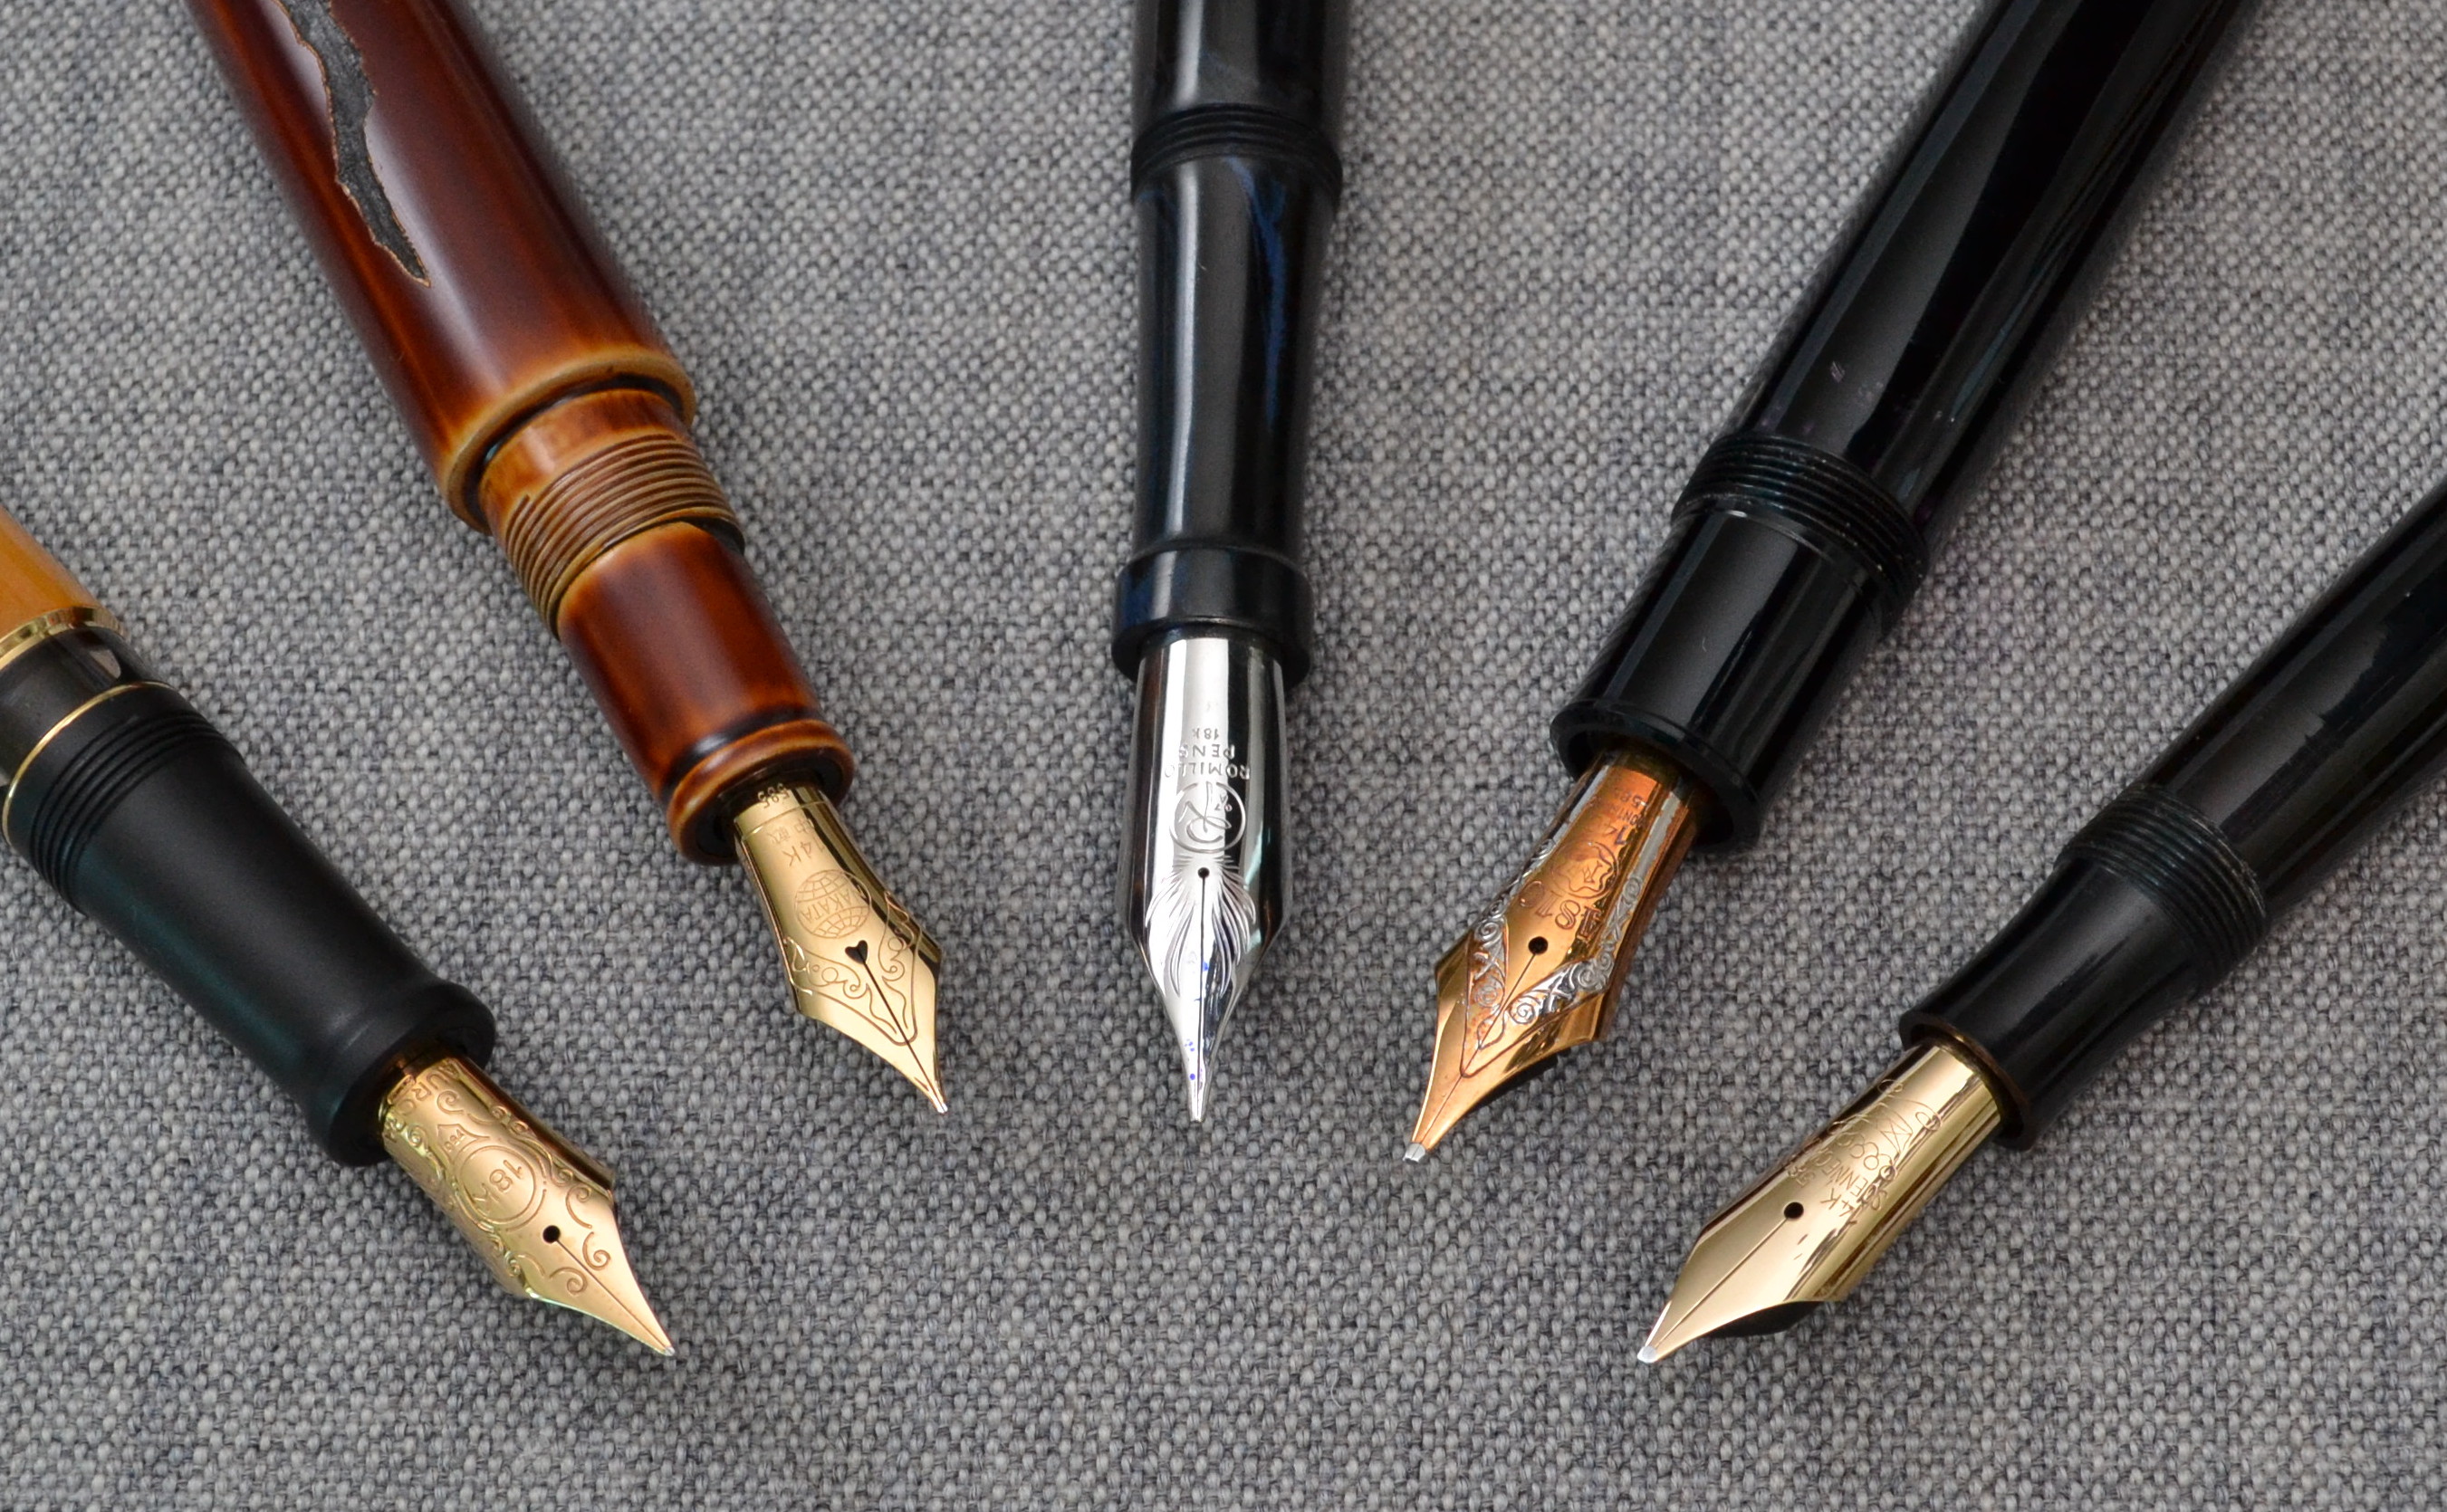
1556;0;2260;846
0;635;494;1164
1908;476;2447;1140
1113;0;1353;688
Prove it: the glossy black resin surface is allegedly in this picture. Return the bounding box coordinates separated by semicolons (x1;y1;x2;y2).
1909;480;2447;1139
1555;0;2259;845
1111;0;1352;686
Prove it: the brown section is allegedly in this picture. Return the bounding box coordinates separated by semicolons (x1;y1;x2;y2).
559;524;853;863
188;0;863;866
186;0;689;521
0;509;98;636
477;388;738;627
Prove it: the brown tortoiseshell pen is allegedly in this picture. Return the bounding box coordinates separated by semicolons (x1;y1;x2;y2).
185;0;944;1107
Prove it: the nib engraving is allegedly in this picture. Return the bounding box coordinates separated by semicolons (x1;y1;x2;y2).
1407;749;1699;1157
380;1053;673;1354
1122;634;1287;1123
1641;1042;2001;1363
734;781;945;1110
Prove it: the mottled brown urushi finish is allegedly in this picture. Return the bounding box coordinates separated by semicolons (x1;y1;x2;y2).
561;524;850;861
188;0;854;862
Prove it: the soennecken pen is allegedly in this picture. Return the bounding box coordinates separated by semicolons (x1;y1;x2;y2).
1408;0;2260;1157
0;506;667;1352
1117;0;1349;1119
1645;474;2447;1361
186;0;943;1106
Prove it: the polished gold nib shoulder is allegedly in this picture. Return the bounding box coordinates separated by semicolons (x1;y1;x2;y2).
379;1053;673;1354
1640;1041;2000;1364
1406;748;1699;1159
734;780;945;1111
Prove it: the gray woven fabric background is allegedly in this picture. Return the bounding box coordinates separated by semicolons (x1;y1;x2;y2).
4;0;2444;1506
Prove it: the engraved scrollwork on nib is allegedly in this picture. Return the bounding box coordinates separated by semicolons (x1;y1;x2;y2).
734;781;945;1110
379;1054;672;1354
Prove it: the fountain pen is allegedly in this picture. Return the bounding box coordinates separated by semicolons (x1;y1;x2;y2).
1646;468;2447;1359
0;504;667;1352
1116;0;1348;1119
1409;0;2260;1157
186;0;943;1106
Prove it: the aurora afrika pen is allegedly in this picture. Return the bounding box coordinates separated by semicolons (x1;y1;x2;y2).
185;0;943;1107
0;506;667;1352
1116;0;1349;1119
1644;465;2447;1361
1408;0;2260;1158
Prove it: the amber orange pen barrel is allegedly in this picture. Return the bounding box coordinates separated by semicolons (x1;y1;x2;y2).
187;0;943;1105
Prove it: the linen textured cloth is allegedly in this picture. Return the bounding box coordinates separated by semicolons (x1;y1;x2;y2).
5;1;2445;1506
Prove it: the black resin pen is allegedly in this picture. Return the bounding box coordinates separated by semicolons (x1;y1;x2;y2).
1409;0;2263;1157
1645;471;2447;1359
1115;0;1349;1119
0;506;669;1353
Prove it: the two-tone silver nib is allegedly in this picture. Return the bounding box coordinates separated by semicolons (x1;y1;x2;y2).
1122;632;1287;1121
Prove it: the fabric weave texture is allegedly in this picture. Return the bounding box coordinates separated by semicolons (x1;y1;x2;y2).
4;1;2444;1506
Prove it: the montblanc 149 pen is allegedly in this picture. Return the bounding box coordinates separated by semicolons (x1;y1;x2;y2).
1117;0;1350;1119
1646;468;2447;1359
0;504;667;1352
187;0;943;1106
1409;0;2260;1157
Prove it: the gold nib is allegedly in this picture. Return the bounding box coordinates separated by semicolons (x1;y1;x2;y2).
1407;747;1699;1158
1640;1041;2000;1363
379;1053;674;1354
734;780;945;1111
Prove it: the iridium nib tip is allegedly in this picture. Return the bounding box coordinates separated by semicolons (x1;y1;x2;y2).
1122;633;1287;1126
1641;1042;2001;1364
381;1053;675;1354
1407;748;1700;1158
1403;1143;1426;1163
734;780;946;1111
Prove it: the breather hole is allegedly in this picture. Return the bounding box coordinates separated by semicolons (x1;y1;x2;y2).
542;1225;561;1244
1782;1202;1804;1221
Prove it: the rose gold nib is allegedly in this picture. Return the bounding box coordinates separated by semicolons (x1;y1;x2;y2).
1640;1042;1999;1363
734;780;946;1111
1406;747;1700;1159
380;1053;675;1354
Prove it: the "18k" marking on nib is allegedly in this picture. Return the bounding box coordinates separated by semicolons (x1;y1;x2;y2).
1407;747;1700;1158
734;781;945;1111
379;1052;673;1354
1639;1041;2000;1363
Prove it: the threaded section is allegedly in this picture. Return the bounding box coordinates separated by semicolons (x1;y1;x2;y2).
2067;785;2268;980
1676;433;1927;616
16;704;222;898
493;428;739;627
1131;104;1344;202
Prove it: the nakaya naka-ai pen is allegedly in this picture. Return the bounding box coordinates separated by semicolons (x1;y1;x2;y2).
186;0;944;1106
1116;0;1349;1119
1646;470;2447;1360
1409;0;2262;1158
0;507;668;1353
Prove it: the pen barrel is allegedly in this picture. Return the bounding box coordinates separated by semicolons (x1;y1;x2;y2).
188;0;851;862
1112;0;1351;687
1905;479;2447;1142
0;617;494;1164
1553;0;2257;847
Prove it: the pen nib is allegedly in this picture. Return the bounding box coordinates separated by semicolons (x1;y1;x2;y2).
1640;1042;1999;1363
380;1054;674;1354
734;780;946;1111
1121;633;1288;1124
1407;748;1699;1157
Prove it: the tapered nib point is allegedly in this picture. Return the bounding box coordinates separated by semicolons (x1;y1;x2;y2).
734;781;946;1110
1122;634;1288;1127
1641;1043;2000;1363
1408;749;1700;1156
381;1054;675;1354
